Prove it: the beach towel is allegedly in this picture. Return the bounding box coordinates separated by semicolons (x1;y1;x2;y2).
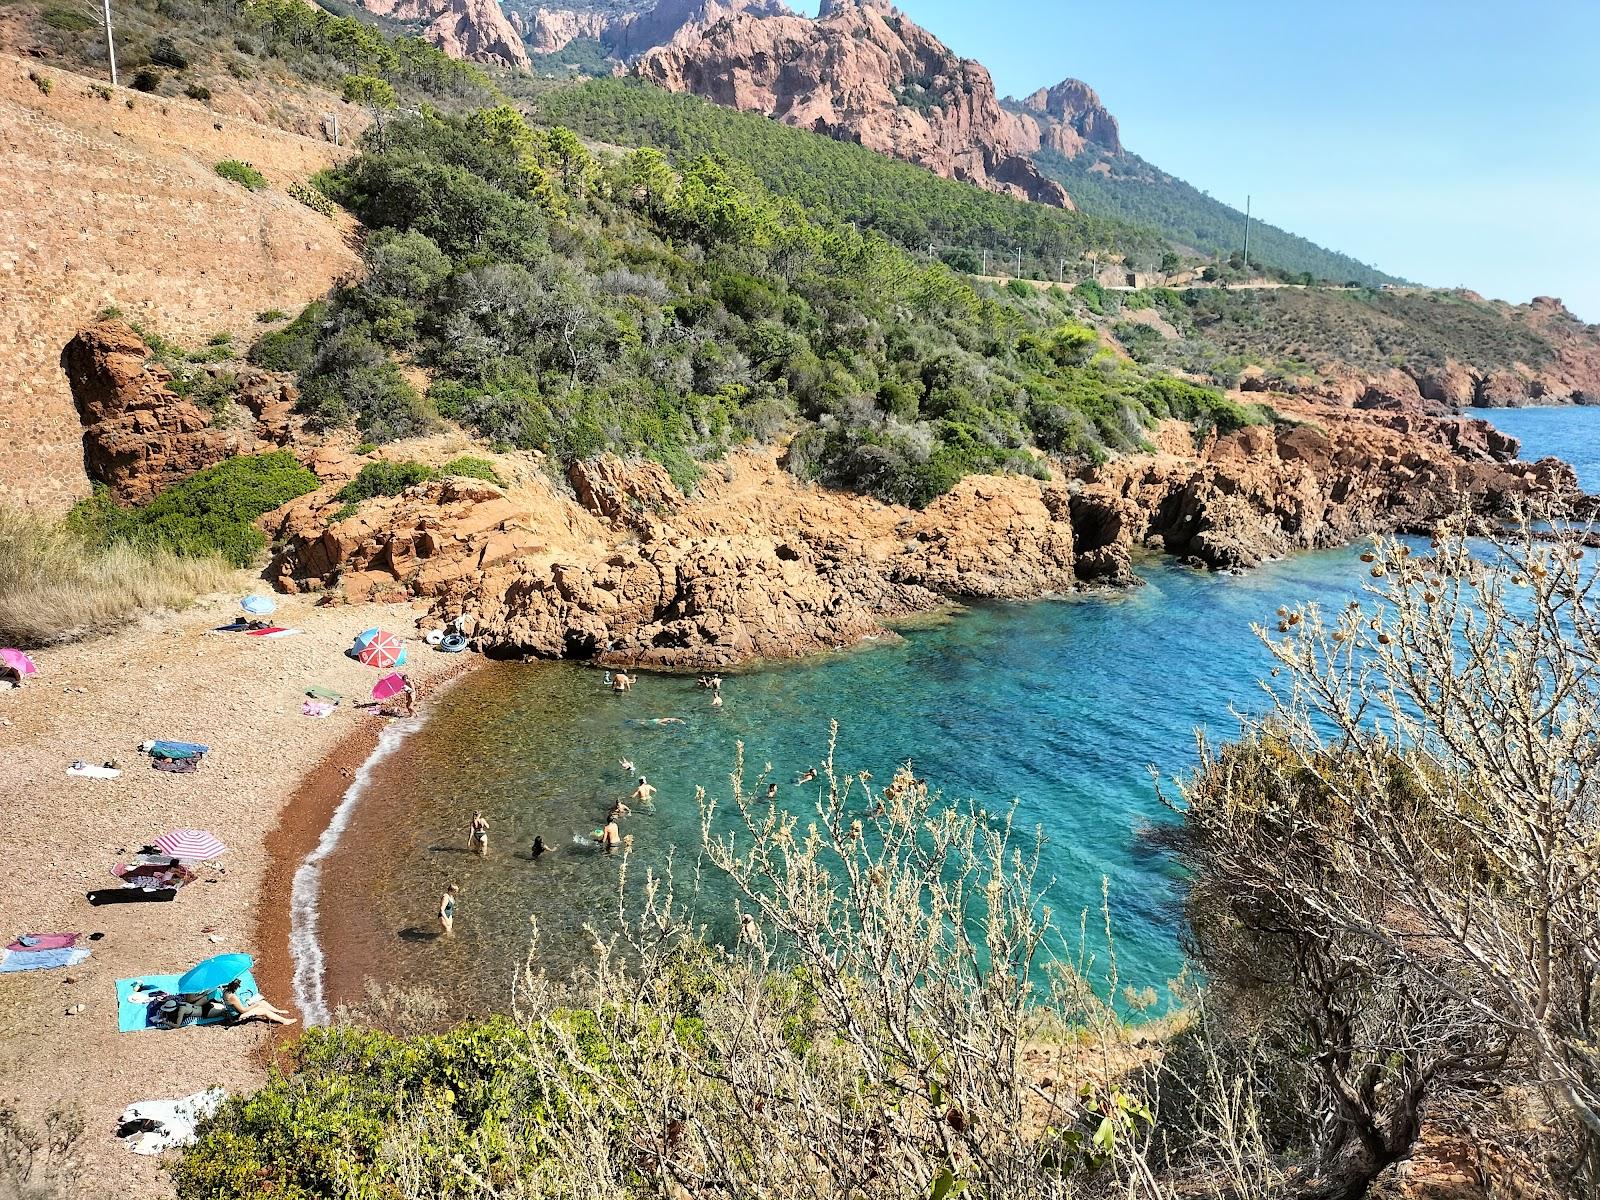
211;621;252;633
67;763;121;780
88;887;177;906
153;756;200;775
301;699;336;719
0;946;90;972
116;971;259;1033
306;685;342;703
117;1088;226;1155
147;740;209;760
246;626;301;639
7;932;79;952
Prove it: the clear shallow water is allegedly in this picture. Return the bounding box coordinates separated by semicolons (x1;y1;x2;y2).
309;407;1600;1021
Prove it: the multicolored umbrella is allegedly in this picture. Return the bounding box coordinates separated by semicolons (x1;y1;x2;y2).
356;631;406;670
352;628;382;651
153;829;227;861
178;952;253;996
0;648;38;677
371;672;409;701
240;594;277;616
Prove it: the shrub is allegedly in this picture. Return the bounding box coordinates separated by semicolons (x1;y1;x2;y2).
130;68;161;93
28;71;52;95
0;507;233;648
184;82;211;102
66;453;318;567
149;35;188;69
1072;279;1110;315
249;301;325;373
255;309;288;324
42;5;93;30
438;456;502;485
214;159;267;190
335;460;437;505
287;181;334;217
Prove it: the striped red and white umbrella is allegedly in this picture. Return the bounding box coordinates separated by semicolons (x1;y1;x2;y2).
153;829;228;861
356;630;406;670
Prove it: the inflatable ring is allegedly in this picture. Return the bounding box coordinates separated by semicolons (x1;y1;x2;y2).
439;633;469;654
424;629;445;647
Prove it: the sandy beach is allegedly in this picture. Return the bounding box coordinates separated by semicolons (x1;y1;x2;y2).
0;580;472;1196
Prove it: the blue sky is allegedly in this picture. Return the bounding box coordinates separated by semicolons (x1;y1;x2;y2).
794;1;1600;321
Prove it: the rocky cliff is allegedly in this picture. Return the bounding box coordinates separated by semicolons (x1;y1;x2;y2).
426;0;533;69
631;0;1069;206
262;398;1575;669
1010;78;1122;159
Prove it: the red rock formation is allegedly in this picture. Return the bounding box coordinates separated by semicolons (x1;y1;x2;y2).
631;0;1071;207
525;5;612;52
265;392;1576;667
61;321;290;505
356;0;445;18
426;0;532;69
1012;78;1122;159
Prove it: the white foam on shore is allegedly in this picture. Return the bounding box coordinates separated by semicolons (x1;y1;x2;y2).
288;682;459;1025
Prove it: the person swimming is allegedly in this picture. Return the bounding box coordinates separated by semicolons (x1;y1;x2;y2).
766;782;779;800
532;835;555;859
796;767;818;784
711;692;723;709
620;758;635;774
609;798;631;821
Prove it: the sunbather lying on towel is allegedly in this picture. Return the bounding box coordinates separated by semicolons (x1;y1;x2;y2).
222;978;296;1026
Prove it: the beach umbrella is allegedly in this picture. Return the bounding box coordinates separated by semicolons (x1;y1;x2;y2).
356;631;406;670
177;952;253;996
371;672;409;701
0;648;37;677
352;628;381;651
153;829;228;861
240;594;277;616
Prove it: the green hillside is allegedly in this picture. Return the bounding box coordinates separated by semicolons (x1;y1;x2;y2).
534;78;1170;272
1034;145;1402;287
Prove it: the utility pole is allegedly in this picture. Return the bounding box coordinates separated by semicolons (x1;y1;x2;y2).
983;248;989;276
101;0;118;87
1015;246;1022;278
1242;194;1252;274
1059;257;1066;284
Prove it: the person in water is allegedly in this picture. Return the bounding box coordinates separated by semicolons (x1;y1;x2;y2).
766;782;779;801
632;776;657;806
796;767;818;785
610;798;631;820
600;819;621;853
611;671;633;694
531;835;554;859
711;692;723;709
469;811;490;857
439;883;459;935
221;978;296;1026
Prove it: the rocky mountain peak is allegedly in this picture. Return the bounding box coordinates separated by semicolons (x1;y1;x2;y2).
351;0;532;70
1011;77;1122;158
631;0;1072;207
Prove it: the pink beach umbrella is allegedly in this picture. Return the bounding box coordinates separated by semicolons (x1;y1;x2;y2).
0;648;38;677
153;829;228;861
371;672;409;701
356;631;406;670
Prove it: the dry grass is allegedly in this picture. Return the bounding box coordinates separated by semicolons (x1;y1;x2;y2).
0;507;235;648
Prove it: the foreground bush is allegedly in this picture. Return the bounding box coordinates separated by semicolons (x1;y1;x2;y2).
0;508;233;647
67;452;318;567
181;745;1180;1198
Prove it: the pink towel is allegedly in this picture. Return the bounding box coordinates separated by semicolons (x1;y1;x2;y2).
8;933;79;952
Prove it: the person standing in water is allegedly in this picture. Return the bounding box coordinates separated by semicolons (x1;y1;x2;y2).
439;883;459;935
469;811;490;857
632;776;657;806
600;819;621;853
611;670;632;694
531;835;554;859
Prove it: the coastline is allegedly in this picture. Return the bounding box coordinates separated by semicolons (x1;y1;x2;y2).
0;584;466;1196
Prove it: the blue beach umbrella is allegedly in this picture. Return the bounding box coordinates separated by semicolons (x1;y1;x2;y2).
240;594;277;616
178;952;254;996
352;628;382;651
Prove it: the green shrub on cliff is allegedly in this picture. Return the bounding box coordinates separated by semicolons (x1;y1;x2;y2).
214;159;267;191
66;452;318;567
335;460;436;505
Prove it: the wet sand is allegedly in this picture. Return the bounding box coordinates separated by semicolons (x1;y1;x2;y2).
0;581;475;1197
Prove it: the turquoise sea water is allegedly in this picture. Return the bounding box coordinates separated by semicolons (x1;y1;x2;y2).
301;407;1600;1022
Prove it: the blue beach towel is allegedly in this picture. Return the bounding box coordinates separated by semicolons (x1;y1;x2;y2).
148;740;210;760
116;970;259;1033
0;947;90;973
